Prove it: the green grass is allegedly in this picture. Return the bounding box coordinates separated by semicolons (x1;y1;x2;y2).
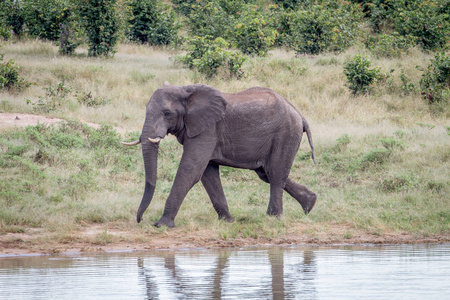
0;39;449;245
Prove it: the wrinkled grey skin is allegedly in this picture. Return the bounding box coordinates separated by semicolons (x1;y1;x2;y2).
125;83;317;228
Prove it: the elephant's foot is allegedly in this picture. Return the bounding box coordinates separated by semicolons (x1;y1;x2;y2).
153;216;175;228
266;206;283;217
301;193;317;215
219;215;234;223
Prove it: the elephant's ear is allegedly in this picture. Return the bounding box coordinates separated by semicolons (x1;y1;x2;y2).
184;84;227;138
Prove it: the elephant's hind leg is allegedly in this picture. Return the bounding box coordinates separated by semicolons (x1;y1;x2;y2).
285;178;316;214
255;168;316;215
201;164;234;222
255;167;286;216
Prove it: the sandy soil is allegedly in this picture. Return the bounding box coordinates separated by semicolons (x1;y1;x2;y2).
1;113;449;256
0;113;126;133
1;224;448;256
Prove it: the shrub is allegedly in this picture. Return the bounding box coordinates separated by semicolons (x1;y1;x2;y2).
231;8;277;56
77;0;119;57
0;53;30;90
0;21;12;40
419;52;450;104
343;55;381;95
22;0;72;42
128;0;180;46
393;1;450;51
1;0;25;37
172;0;198;16
364;32;416;58
273;0;301;10
77;92;111;107
184;0;238;39
360;148;391;168
286;1;363;55
25;81;72;112
364;0;398;33
178;36;247;78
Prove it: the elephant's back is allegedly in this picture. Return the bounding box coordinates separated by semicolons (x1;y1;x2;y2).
222;87;302;129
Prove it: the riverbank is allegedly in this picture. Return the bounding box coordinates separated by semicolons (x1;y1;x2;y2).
1;224;448;256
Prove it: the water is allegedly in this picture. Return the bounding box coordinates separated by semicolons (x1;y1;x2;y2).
1;244;449;299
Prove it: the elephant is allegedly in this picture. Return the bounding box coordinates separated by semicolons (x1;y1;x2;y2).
122;82;317;228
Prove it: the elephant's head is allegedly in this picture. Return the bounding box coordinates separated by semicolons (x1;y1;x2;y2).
123;83;227;223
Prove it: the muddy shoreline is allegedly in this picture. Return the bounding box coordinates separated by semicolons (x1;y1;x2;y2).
1;226;448;256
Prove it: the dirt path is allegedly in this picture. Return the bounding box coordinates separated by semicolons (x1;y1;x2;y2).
0;113;127;133
0;113;68;129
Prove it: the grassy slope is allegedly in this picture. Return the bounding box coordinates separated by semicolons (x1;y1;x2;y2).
0;40;449;250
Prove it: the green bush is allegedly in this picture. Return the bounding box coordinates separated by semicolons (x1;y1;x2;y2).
172;0;198;16
0;21;12;40
77;0;119;57
419;52;450;104
343;55;381;95
22;0;72;42
128;0;180;46
1;0;25;37
273;0;301;10
393;1;450;51
231;7;277;56
185;0;237;39
0;53;30;90
364;0;398;33
364;32;416;58
178;36;247;78
77;92;111;107
286;1;363;55
25;81;72;112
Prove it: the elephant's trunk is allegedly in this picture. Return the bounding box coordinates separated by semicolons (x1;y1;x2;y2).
137;138;159;223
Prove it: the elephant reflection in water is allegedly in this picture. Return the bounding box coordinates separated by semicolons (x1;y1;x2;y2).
137;249;317;299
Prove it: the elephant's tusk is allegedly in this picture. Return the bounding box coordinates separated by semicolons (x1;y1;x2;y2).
121;139;141;146
148;137;162;143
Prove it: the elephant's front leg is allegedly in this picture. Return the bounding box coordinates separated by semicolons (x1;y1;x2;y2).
201;164;233;222
154;136;217;228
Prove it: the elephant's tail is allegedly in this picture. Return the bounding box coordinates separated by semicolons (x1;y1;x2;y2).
302;118;316;164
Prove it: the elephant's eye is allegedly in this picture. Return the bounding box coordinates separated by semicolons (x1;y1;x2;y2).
163;111;173;118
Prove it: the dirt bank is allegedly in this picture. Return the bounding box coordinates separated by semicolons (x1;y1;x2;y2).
1;224;448;256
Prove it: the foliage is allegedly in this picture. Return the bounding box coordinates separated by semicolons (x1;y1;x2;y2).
22;0;73;42
231;7;277;56
178;36;247;78
286;1;363;54
172;0;199;16
0;21;12;40
184;0;238;39
0;0;25;38
77;91;111;107
77;0;119;57
419;52;450;104
128;0;180;46
25;81;73;112
343;55;381;94
273;0;302;10
0;53;30;90
393;0;450;51
364;32;416;58
364;0;399;33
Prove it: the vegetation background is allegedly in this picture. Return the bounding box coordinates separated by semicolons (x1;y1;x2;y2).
0;0;449;252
